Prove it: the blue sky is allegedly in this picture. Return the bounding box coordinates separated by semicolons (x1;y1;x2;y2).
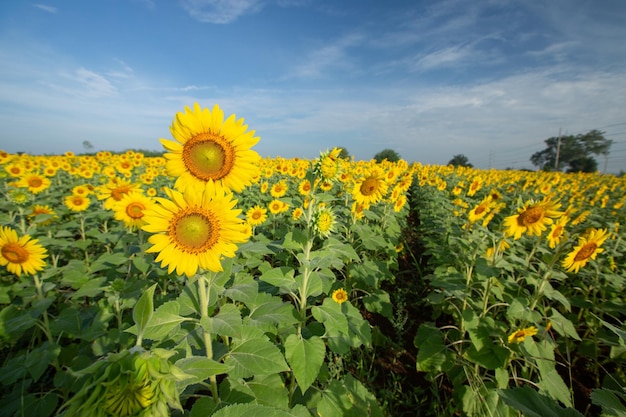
1;0;626;172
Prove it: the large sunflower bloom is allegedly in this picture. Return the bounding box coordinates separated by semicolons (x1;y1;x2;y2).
0;226;48;276
562;228;609;273
352;167;389;206
160;103;261;193
503;197;563;240
142;185;249;277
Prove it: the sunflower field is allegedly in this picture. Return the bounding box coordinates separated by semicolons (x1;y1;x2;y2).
0;104;624;417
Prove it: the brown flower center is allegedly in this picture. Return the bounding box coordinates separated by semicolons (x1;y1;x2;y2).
574;243;597;261
126;202;146;219
360;178;379;196
518;206;544;226
2;243;29;264
28;177;43;187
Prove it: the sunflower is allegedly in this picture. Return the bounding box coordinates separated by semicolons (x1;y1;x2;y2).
292;207;304;221
314;206;336;237
331;288;348;304
468;196;494;224
246;205;268;226
352;167;388;206
268;199;289;215
562;228;609;273
546;216;568;249
0;226;48;276
64;194;91;212
113;192;157;230
503;197;563;240
18;173;51;194
28;205;58;225
160;103;261;193
507;326;538;344
97;179;142;210
270;180;288;198
298;180;312;196
141;185;249;277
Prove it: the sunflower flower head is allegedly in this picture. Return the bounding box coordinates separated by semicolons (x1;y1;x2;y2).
508;326;538;344
0;226;48;276
246;205;268;227
60;349;183;417
142;184;249;277
503;197;563;240
113;192;157;231
352;167;389;206
160;103;261;193
562;228;609;273
331;288;348;304
314;206;337;238
313;148;343;182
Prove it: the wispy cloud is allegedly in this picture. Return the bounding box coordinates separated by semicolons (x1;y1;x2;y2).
180;0;264;23
288;33;363;79
33;3;57;13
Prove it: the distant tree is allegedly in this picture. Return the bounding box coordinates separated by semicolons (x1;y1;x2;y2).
373;148;401;163
337;147;350;159
447;154;473;168
530;130;612;173
82;140;94;151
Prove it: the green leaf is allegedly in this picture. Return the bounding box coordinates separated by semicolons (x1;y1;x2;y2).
498;387;584;417
296;271;323;299
282;229;308;251
175;356;232;386
224;337;289;379
24;341;60;382
362;289;393;318
71;276;108;299
284;334;326;392
212;403;311;417
543;282;571;311
414;322;452;373
549;309;580;341
132;283;157;339
221;374;291;411
209;303;243;338
132;255;151;274
590;388;626;417
317;374;384;417
140;301;189;341
259;266;297;292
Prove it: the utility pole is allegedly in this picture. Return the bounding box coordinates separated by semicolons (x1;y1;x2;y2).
554;128;562;171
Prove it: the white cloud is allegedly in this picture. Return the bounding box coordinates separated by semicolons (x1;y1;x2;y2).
180;0;264;23
288;33;363;79
33;4;57;13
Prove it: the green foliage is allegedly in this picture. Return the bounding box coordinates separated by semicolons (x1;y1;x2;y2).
373;148;401;163
530;129;612;172
447;154;473;168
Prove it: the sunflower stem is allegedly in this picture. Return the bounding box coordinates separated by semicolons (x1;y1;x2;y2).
197;274;220;403
33;274;60;369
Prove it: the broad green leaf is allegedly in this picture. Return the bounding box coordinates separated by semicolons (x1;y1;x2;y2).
221;374;290;410
282;229;308;251
132;283;157;339
549;309;580;341
140;301;189;341
71;276;108;299
498;387;584;417
24;341;60;382
591;388;626;417
343;300;371;348
317;375;383;417
543;282;571;311
362;289;393;318
48;306;82;337
175;356;232;386
414;322;452;373
212;403;311;417
296;271;323;299
209;303;243;338
284;334;326;392
132;255;151;274
259;266;297;292
224;337;289;379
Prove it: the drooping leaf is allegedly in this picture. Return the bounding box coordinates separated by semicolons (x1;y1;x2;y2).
284;334;326;392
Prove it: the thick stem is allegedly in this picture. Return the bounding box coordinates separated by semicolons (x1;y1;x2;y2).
197;274;220;403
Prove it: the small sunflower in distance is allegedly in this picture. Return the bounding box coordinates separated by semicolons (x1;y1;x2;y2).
246;205;268;227
160;103;261;193
113;192;157;231
562;228;609;273
141;184;249;277
0;226;47;276
332;288;348;304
